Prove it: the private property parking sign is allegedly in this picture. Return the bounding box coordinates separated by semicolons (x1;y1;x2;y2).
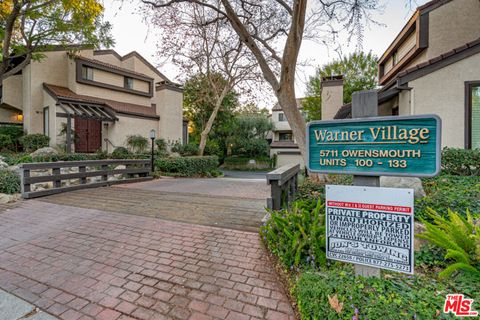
326;185;414;274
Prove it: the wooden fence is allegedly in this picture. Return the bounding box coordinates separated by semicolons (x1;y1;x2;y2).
266;163;300;210
20;159;152;199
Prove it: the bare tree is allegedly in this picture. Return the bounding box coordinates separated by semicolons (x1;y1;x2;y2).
141;0;382;160
143;2;262;155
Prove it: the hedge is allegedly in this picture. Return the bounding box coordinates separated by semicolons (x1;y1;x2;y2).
19;134;50;152
441;147;479;176
155;156;219;177
0;151;149;166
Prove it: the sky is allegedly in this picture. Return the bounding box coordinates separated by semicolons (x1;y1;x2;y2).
101;0;429;107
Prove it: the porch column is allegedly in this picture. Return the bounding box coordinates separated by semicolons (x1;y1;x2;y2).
66;114;72;154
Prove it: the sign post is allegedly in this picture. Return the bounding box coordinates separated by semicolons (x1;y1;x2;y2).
306;89;441;277
351;90;381;277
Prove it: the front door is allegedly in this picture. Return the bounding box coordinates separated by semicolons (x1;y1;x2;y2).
75;118;102;153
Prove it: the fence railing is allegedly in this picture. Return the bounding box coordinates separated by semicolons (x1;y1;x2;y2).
20;159;152;199
266;163;300;210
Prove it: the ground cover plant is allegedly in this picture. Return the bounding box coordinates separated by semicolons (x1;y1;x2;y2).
0;170;21;194
261;198;479;319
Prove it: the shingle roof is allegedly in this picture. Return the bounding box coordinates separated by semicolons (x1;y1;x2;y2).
333;103;352;120
43;84;159;119
397;37;480;79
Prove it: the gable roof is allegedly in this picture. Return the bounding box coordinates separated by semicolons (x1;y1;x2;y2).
75;55;154;80
43;83;159;119
334;37;480;120
396;37;480;85
272;98;305;111
94;50;170;82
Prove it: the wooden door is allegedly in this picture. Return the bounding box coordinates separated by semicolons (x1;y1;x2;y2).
74;118;101;153
87;120;101;152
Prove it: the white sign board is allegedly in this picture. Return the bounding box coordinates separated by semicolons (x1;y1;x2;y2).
326;185;414;274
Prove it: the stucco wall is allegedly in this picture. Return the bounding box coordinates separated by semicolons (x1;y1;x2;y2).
42;92;58;146
0;108;21;124
270;148;304;169
22;64;32;133
105;115;159;151
68;58;152;106
409;52;480;148
398;90;411;116
321;84;343;120
154;89;183;143
427;0;480;60
27;51;69;134
271;111;291;131
2;75;23;110
93;68;124;87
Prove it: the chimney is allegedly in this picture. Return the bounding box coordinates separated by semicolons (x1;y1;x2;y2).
321;75;344;120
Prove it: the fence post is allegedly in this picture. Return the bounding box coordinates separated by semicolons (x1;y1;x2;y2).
52;166;61;188
351;90;381;278
79;165;87;184
20;167;30;196
101;164;108;181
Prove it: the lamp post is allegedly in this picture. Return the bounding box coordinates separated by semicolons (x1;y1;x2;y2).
149;129;156;173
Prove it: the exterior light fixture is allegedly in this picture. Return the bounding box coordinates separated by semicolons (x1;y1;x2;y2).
149;129;156;173
16;114;23;121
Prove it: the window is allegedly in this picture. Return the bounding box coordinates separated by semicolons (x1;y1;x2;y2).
466;82;480;149
392;51;398;66
43;107;49;136
278;112;286;121
124;77;134;89
81;66;94;80
279;132;292;141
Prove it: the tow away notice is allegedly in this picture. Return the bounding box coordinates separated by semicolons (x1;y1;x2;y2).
326;185;414;274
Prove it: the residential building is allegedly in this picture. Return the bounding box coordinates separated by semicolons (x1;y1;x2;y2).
329;0;480;149
269;99;306;168
0;46;184;153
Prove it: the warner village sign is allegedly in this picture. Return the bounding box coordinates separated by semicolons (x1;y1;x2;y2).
306;91;442;276
306;115;441;177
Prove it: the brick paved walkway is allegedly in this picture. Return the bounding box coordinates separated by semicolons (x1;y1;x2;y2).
39;187;265;232
0;200;295;320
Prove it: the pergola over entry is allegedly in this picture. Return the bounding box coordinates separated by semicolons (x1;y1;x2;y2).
56;99;118;153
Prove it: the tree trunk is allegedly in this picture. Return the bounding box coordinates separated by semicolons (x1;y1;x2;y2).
276;87;307;162
198;100;222;156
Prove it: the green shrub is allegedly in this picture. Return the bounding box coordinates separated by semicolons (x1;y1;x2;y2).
0;170;20;194
294;267;458;320
155;138;168;156
19;134;50;152
111;147;131;159
261;199;326;270
417;208;480;279
0;125;24;151
126;135;148;153
155;156;219;177
441;148;480;176
416;175;480;220
0;134;13;151
171;142;199;156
